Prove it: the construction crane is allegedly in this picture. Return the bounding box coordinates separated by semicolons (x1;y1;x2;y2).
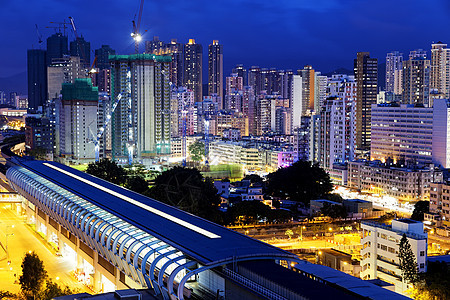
68;16;89;69
131;0;145;54
35;24;43;47
89;92;124;162
46;20;70;35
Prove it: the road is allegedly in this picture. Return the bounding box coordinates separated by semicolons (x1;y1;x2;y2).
0;203;90;294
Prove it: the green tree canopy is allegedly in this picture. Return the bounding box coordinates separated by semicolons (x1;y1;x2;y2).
125;175;149;194
266;160;333;204
86;158;127;185
145;167;221;222
411;201;429;221
189;141;205;162
418;261;450;299
243;174;264;184
226;200;272;225
19;252;47;299
320;202;347;219
41;280;74;300
399;233;419;285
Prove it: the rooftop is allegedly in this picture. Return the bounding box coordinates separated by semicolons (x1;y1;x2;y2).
15;159;297;265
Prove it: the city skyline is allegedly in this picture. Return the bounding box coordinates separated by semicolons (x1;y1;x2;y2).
2;0;450;79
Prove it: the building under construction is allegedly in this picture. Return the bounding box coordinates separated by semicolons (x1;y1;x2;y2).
109;54;172;164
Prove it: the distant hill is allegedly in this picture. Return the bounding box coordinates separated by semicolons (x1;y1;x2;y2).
0;72;27;95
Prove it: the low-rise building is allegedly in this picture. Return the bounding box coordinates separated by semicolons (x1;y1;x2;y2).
348;160;442;202
429;182;450;226
310;199;342;216
317;248;361;277
360;219;427;294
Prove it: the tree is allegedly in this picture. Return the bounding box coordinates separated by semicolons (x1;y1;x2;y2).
411;201;429;221
19;252;47;299
320;202;347;219
226;200;272;225
266;160;333;204
285;229;294;239
145;167;221;222
41;280;74;300
414;261;450;300
398;234;419;285
125;175;149;194
189;141;205;162
86;158;127;185
243;174;264;184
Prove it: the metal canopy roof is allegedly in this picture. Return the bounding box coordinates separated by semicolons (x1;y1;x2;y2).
18;160;296;265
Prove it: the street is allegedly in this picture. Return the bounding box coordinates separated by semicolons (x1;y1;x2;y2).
0;203;90;294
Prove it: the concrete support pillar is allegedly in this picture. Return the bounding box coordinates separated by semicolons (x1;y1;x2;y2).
93;252;101;292
57;225;64;253
114;267;120;289
77;252;83;272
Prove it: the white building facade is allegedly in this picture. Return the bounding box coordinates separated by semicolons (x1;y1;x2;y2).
360;219;427;294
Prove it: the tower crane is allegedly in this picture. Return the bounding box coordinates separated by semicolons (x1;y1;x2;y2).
89;92;125;162
68;16;89;69
131;0;145;54
35;24;43;47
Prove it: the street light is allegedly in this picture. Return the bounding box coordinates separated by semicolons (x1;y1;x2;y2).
300;226;306;244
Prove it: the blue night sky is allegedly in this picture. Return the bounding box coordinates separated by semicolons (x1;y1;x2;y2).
1;0;450;79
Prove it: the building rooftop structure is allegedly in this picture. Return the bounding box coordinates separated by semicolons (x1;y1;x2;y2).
293;263;410;299
11;159;293;264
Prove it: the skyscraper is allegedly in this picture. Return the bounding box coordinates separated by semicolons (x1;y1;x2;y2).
184;39;203;102
208;40;223;102
94;45;115;94
27;49;47;111
298;65;315;111
402;50;430;106
354;52;378;151
145;36;165;54
110;54;172;163
385;51;403;96
46;33;68;66
248;66;262;95
70;36;91;68
94;45;116;70
165;39;184;88
431;42;450;98
55;78;99;163
232;64;247;86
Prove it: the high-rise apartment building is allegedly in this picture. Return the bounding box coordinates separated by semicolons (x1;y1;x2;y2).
371;103;433;165
145;36;165;54
354;52;378;151
402;50;430;106
184;39;203;103
46;33;68;66
70;36;91;68
27;49;48;111
314;73;328;112
291;75;305;127
109;54;172;163
47;56;86;100
320;97;356;169
165;39;184;88
232;64;247;86
242;86;256;135
208;40;223;102
431;42;450;99
55;78;99;163
95;45;115;70
248;66;262;96
298;65;316;111
385;51;403;96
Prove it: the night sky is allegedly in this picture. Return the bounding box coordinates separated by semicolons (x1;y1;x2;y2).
1;0;450;80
